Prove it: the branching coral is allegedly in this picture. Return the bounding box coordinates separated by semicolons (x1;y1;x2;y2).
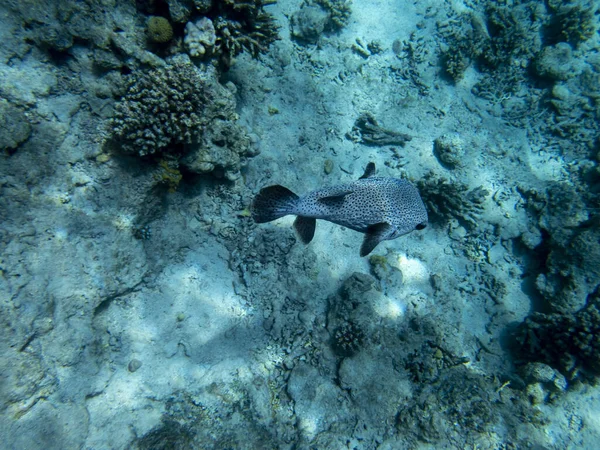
109;59;259;180
416;173;487;230
546;0;598;46
184;0;280;68
110;61;207;156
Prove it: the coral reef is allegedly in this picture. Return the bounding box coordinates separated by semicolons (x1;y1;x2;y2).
314;0;352;31
154;159;183;192
513;294;600;383
8;0;114;52
331;322;365;357
521;362;567;404
178;0;280;68
519;183;599;313
545;0;598;46
534;43;577;81
398;367;504;444
438;2;543;92
109;59;258;180
134;420;193;450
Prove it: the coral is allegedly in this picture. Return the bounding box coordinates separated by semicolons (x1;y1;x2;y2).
147;16;174;43
521;362;568;402
180;115;259;181
323;273;381;357
210;0;280;68
314;0;352;31
290;5;329;43
519;183;599;313
441;50;469;81
397;367;501;444
184;17;217;57
546;1;597;46
438;4;543;91
133;225;152;240
433;133;465;168
110;61;206;157
135;420;193;450
109;59;259;180
347;112;412;147
8;0;114;52
405;341;470;384
416;173;486;230
534;43;577;81
331;322;364;357
437;13;487;81
154;159;183;192
543;66;600;155
513;294;600;382
290;0;351;43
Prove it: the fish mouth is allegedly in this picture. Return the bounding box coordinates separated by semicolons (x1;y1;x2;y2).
415;222;427;230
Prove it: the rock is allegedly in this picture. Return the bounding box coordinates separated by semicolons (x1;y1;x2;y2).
128;359;143;372
290;5;329;44
433;133;465;168
0;100;32;151
535;43;578;81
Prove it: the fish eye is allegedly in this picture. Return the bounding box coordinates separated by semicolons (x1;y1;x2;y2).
415;222;427;230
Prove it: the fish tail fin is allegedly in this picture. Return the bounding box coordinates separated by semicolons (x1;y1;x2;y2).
294;216;316;244
251;185;299;223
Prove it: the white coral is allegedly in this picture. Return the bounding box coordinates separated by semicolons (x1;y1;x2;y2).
184;17;217;57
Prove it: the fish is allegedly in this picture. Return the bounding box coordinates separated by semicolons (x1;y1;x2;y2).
251;162;428;256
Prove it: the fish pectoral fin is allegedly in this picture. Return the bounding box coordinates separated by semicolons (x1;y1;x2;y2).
359;162;376;179
294;216;316;244
360;222;392;257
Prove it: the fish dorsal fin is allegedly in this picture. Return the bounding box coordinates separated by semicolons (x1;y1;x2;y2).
317;186;354;206
359;162;376;180
360;222;392;257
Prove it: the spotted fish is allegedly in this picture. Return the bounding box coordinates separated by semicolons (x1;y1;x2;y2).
251;163;428;256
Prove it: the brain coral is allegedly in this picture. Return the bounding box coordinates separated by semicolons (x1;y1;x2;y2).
147;16;174;43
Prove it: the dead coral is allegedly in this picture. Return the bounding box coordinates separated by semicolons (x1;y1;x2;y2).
518;182;598;314
417;173;487;230
347;113;412;147
314;0;352;31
